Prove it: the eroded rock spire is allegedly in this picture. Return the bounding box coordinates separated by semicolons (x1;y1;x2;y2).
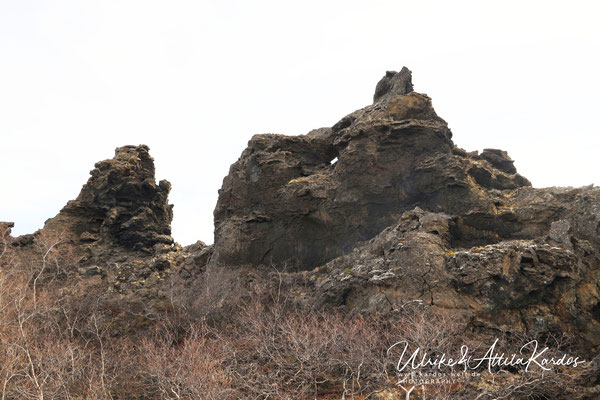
373;66;414;103
43;145;174;252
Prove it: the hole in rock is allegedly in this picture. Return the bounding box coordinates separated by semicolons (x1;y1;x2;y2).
592;302;600;323
449;217;500;249
520;256;535;266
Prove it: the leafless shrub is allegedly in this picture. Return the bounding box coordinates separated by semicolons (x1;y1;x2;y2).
0;228;594;399
141;323;235;400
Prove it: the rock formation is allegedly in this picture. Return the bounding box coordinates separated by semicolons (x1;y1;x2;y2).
3;68;600;396
299;196;600;351
4;145;180;334
373;67;414;102
43;145;174;252
209;67;600;354
213;69;530;270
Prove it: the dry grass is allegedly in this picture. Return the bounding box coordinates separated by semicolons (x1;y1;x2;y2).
0;226;593;399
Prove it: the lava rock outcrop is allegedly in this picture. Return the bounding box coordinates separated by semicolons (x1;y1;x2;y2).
43;145;174;252
373;66;414;102
297;192;600;351
213;69;531;270
5;145;180;335
209;67;600;354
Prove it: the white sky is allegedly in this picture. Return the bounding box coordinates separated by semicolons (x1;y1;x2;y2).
1;0;599;245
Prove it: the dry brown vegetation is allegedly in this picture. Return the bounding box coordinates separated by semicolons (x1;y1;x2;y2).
0;227;592;399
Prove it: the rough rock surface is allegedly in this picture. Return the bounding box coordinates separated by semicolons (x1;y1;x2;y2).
294;197;600;351
373;67;414;102
5;145;181;334
213;68;530;270
43;145;174;252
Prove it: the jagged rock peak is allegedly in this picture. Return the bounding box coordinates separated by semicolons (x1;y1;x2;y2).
43;145;174;252
373;66;414;103
213;69;530;270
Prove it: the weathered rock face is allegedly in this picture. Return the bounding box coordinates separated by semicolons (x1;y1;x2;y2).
213;69;530;270
298;189;600;351
5;145;181;335
43;145;174;252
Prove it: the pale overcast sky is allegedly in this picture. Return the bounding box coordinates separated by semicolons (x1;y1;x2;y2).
1;1;599;245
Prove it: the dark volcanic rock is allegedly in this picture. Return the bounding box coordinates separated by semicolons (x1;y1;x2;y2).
479;148;518;174
213;68;530;270
43;145;174;252
210;67;600;360
296;196;600;351
373;67;414;103
3;146;182;336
